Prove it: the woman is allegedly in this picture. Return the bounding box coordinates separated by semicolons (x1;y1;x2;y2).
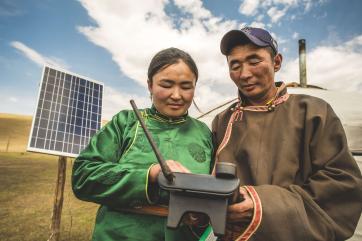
72;47;213;241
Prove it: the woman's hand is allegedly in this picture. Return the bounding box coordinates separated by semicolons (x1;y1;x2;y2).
149;160;191;183
227;187;254;223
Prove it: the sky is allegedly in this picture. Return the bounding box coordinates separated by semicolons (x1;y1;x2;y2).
1;0;362;120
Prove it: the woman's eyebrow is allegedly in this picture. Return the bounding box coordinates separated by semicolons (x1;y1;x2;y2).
160;79;174;84
180;80;194;85
160;79;194;84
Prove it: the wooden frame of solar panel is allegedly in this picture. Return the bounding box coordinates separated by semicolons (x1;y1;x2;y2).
27;65;104;158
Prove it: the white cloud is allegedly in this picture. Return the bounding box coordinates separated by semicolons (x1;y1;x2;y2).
304;0;313;11
102;86;151;120
292;32;299;39
250;21;266;29
77;0;238;115
10;41;69;69
303;0;326;12
9;97;18;103
76;0;361;119
173;0;212;19
345;35;362;49
239;0;325;24
273;0;298;5
239;0;260;16
267;6;288;23
277;34;362;93
256;14;264;21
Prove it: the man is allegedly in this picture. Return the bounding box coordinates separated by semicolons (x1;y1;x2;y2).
212;27;362;241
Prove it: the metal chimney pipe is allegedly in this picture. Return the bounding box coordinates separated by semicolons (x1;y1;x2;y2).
299;39;307;88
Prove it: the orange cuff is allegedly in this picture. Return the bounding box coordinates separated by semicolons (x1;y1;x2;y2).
235;186;262;241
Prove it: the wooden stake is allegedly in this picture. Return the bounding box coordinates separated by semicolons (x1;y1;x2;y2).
48;156;67;241
6;136;10;152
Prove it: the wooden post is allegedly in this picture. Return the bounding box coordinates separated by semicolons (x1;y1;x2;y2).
48;156;67;241
6;136;11;152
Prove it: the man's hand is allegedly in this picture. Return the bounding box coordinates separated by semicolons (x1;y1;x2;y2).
227;187;254;223
149;160;190;183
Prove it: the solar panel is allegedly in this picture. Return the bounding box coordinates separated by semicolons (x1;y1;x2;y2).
27;65;104;157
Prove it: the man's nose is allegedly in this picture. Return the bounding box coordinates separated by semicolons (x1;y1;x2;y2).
238;65;252;80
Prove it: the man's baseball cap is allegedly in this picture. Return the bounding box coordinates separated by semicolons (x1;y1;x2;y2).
220;27;278;55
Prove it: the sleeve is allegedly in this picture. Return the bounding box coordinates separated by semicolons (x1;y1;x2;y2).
71;110;155;208
211;116;219;155
252;103;362;241
211;114;221;173
198;120;215;174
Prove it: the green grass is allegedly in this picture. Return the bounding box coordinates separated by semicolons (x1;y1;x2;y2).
0;152;98;241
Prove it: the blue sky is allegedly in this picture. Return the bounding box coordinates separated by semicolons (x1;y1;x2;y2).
1;0;362;119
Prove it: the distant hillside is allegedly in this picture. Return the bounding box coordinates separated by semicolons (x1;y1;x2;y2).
0;113;108;153
0;113;32;152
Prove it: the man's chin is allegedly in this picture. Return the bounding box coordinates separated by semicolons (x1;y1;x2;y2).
239;89;260;99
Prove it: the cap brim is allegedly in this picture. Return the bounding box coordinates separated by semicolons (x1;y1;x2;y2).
220;30;270;55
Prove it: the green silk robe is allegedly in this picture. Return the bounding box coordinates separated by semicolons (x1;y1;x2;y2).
72;107;213;241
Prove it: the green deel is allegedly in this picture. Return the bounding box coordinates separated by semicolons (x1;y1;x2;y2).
72;107;214;241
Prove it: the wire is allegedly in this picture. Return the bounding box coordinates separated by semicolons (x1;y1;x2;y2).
196;98;238;119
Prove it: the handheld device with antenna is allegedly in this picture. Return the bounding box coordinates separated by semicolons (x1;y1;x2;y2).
130;100;240;236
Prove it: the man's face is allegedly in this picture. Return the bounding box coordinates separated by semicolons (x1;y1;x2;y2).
227;44;282;105
148;60;196;118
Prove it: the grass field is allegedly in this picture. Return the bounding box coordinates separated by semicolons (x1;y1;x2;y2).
0;151;98;241
0;113;102;240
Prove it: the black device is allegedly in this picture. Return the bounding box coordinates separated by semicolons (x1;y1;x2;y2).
130;100;240;236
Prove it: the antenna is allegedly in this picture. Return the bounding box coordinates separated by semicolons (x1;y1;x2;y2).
130;100;175;183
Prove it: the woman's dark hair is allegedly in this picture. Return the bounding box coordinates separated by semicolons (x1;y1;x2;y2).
147;47;198;83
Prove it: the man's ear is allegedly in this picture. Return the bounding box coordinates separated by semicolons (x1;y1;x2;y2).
274;53;283;72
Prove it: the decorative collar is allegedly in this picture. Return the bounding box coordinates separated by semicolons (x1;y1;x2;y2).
237;81;287;109
147;105;188;124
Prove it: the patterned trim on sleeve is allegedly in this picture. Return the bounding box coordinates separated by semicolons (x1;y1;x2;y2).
236;186;263;241
145;163;158;204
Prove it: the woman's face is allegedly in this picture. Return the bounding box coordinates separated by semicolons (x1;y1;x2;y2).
148;60;196;118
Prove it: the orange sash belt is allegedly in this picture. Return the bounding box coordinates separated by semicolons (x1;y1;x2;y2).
118;205;169;217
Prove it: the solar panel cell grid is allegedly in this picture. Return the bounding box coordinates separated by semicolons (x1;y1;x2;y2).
28;65;103;157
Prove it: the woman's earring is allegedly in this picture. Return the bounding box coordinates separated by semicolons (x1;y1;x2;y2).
149;93;153;101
